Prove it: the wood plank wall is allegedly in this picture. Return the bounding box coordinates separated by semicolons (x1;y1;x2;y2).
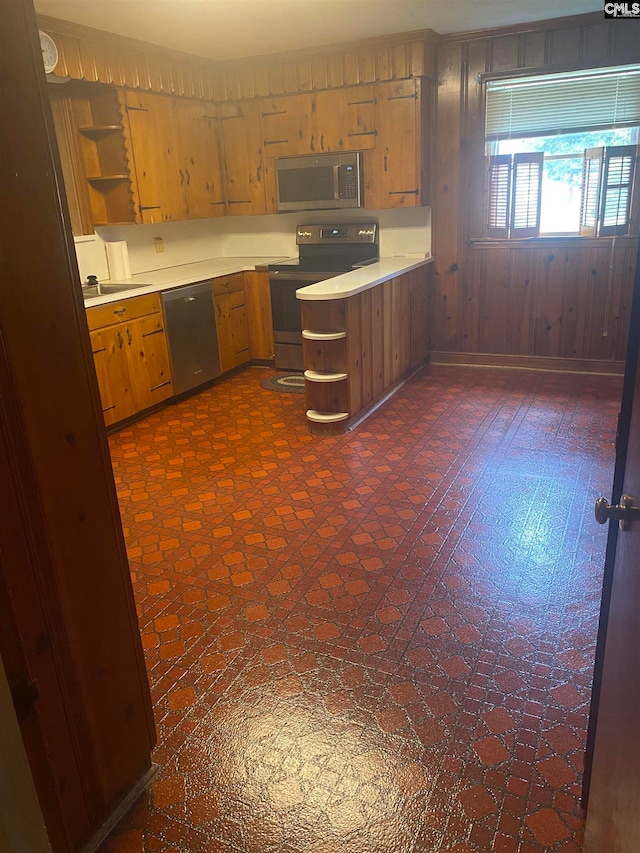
433;13;640;370
37;15;438;100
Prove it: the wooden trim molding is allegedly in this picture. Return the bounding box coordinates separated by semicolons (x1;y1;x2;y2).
431;351;625;375
38;15;438;101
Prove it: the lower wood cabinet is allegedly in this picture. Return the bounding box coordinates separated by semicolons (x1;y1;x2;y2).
212;273;251;373
87;293;173;426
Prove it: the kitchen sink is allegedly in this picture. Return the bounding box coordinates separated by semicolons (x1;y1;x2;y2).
82;281;150;298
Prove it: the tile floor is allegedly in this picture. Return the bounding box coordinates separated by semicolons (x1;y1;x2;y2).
98;363;621;853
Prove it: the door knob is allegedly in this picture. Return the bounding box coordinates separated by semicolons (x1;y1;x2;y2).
595;494;640;531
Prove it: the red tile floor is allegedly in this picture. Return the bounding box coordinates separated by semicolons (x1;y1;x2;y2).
99;363;621;853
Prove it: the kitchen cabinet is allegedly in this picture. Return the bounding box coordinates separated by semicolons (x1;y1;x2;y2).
365;78;429;209
260;87;376;157
211;274;251;373
123;91;225;223
61;83;139;228
219;100;266;215
244;271;275;361
172;98;227;219
312;86;377;153
260;93;314;157
86;293;173;426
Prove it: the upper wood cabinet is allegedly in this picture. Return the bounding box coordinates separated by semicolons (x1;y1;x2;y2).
260;93;314;157
172;98;227;219
259;86;377;157
365;78;429;209
123;90;226;223
313;86;377;153
219;100;266;215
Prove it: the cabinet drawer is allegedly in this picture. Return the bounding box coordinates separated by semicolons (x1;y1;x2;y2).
211;273;244;296
86;292;162;330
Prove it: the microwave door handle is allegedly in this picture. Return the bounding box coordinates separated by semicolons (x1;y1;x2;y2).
333;164;340;200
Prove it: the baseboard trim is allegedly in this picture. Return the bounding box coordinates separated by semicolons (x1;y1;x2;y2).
430;352;625;376
79;762;159;853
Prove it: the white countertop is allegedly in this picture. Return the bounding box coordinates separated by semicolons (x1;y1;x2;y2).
82;256;285;307
82;254;432;307
296;255;432;301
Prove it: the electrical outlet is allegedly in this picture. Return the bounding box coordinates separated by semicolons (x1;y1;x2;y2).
154;237;164;253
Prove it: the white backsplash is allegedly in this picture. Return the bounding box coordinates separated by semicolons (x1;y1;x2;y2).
74;207;431;283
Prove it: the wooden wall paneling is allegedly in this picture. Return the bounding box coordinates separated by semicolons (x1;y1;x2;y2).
116;49;139;89
478;247;511;353
77;39;99;83
48;91;94;236
223;69;241;102
370;284;385;398
522;30;547;68
344;51;360;86
614;244;638;360
584;22;610;60
376;46;392;81
559;248;592;358
506;248;535;355
358;48;377;83
327;54;344;88
382;280;395;387
393;44;409;79
489;35;520;71
432;40;463;352
283;63;299;94
463;39;490;244
359;292;373;409
300;299;346;335
532;249;566;356
297;60;313;92
311;56;329;91
345;296;363;415
583;246;616;361
548;25;583;65
244;271;274;360
56;33;83;80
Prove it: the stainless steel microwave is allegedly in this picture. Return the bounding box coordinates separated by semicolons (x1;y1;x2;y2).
275;151;363;212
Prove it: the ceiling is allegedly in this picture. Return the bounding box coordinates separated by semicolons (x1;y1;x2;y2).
33;0;603;63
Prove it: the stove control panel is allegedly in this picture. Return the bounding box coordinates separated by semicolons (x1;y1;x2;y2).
296;222;378;245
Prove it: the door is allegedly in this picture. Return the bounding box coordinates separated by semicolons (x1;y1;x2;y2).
584;246;640;852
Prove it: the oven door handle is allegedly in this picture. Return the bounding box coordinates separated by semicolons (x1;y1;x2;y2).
269;271;339;283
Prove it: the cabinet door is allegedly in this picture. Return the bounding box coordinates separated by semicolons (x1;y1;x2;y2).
90;327;136;426
244;271;274;361
125;315;173;411
215;290;250;373
365;79;422;210
124;91;180;223
260;94;313;157
220;101;266;215
313;86;377;153
173;98;226;220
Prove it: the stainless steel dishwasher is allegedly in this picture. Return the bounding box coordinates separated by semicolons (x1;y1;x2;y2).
161;282;221;395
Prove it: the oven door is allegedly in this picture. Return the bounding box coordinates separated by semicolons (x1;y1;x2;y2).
269;271;329;371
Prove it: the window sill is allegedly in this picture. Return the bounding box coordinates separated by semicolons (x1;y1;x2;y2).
469;234;637;249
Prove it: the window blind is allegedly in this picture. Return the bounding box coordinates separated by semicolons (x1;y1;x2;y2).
486;66;640;140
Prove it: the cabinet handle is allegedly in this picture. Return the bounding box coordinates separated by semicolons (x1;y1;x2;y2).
202;114;219;120
179;169;184;185
186;170;191;185
310;134;315;152
388;189;420;195
263;139;289;146
348;130;378;137
347;98;377;106
142;328;163;338
261;110;287;117
113;307;126;316
117;330;124;349
125;104;149;112
229;199;251;205
126;327;133;345
387;93;418;100
210;201;226;206
150;380;171;391
139;205;161;212
320;134;325;151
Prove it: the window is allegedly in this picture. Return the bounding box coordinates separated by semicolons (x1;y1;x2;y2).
485;66;640;237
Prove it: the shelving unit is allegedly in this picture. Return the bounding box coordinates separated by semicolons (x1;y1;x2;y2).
73;85;139;226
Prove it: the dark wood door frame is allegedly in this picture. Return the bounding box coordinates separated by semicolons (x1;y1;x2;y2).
0;2;155;851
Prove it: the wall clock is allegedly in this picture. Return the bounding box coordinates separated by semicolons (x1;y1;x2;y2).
39;30;58;74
